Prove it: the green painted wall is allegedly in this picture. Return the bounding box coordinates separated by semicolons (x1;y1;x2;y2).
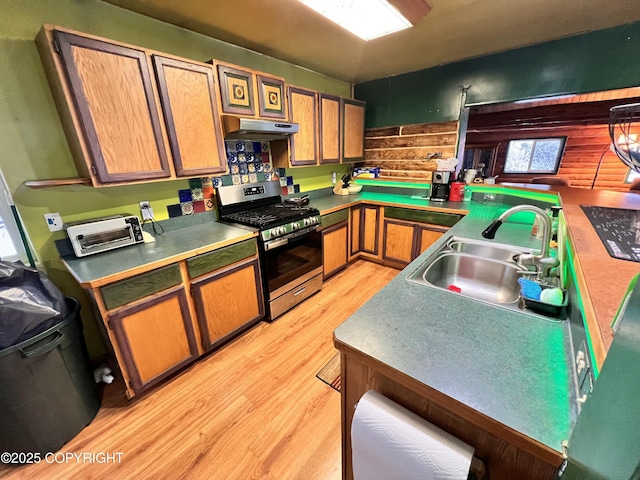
0;0;350;358
355;21;640;127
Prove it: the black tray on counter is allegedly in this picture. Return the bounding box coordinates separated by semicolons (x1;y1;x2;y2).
580;205;640;263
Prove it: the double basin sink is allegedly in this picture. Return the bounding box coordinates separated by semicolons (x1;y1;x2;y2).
407;236;563;320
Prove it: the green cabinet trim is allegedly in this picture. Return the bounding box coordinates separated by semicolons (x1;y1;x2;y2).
321;209;349;229
100;264;182;310
384;207;463;227
187;239;257;279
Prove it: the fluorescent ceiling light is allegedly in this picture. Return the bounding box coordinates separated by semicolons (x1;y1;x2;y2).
299;0;412;41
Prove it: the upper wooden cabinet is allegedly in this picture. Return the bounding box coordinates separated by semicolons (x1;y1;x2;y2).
288;87;318;165
216;64;256;116
43;29;172;184
153;56;226;176
215;62;286;120
256;74;286;119
36;25;230;186
319;94;341;164
342;98;366;162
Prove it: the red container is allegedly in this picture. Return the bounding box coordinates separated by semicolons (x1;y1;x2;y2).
449;181;465;201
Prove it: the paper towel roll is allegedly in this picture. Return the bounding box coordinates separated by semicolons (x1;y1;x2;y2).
351;390;474;480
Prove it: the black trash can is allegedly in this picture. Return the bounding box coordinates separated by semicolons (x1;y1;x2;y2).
0;297;101;457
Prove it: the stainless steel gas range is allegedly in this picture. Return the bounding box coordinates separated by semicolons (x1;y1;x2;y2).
216;181;323;321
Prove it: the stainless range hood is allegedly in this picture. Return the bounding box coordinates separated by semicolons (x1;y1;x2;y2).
222;116;299;140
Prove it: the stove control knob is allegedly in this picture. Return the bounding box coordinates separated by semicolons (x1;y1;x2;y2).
292;222;300;230
303;218;310;227
278;226;287;235
270;228;278;238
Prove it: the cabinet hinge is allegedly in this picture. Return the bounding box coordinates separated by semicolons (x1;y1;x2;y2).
107;320;113;330
90;165;97;175
52;38;61;54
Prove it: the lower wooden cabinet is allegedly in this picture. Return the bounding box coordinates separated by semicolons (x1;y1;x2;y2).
93;238;263;398
191;257;264;351
350;205;381;259
108;286;199;395
322;220;348;279
382;219;448;268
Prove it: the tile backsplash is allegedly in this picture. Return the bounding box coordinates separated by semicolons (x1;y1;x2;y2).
166;140;301;218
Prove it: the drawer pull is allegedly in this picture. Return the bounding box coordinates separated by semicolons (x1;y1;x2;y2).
294;287;306;296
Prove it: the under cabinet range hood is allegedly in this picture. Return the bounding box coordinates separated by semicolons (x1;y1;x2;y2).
222;116;299;140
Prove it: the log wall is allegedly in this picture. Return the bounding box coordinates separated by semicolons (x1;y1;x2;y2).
361;121;459;182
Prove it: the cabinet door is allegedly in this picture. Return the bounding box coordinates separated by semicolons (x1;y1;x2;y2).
53;30;171;183
319;94;340;164
153;56;226;176
383;220;416;266
323;221;348;279
415;226;446;259
288;87;318;166
191;257;264;351
256;74;286;119
342;98;365;162
108;286;198;395
216;64;255;116
350;206;362;257
360;205;381;256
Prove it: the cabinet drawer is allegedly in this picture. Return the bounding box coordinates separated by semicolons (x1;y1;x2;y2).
321;209;349;229
384;207;463;227
100;264;182;311
187;239;257;279
270;272;322;319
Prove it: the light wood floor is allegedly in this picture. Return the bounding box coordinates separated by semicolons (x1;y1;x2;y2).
0;261;398;480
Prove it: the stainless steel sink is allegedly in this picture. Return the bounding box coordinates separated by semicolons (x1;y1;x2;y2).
406;236;564;320
446;236;534;262
418;252;523;304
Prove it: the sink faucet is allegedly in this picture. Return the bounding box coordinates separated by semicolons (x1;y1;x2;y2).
482;205;559;277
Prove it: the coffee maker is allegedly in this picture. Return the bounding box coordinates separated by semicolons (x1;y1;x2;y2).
430;171;452;201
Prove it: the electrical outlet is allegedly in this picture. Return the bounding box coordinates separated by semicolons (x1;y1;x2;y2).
139;201;153;220
44;213;63;232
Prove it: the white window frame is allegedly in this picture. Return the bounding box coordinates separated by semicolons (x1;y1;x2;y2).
0;169;34;265
503;137;566;174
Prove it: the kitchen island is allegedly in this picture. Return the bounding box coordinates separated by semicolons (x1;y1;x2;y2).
331;184;640;480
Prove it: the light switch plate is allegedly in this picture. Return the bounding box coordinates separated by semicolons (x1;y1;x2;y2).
44;213;64;232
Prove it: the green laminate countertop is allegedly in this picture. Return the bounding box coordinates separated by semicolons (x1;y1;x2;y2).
333;198;574;456
62;221;256;288
311;192;470;215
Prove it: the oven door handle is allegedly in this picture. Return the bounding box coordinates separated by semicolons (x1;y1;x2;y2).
264;237;289;251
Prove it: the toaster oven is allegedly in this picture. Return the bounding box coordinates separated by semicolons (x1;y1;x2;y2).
66;214;144;257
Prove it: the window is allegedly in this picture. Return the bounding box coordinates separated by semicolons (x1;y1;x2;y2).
504;138;566;174
0;169;33;265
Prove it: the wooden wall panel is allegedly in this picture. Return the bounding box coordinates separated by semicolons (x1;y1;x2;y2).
361;121;459;182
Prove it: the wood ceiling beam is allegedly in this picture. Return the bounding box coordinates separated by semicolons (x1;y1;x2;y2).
387;0;431;25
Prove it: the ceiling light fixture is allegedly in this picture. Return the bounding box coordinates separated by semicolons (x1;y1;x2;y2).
299;0;415;41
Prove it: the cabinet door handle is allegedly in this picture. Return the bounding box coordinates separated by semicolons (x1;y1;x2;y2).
294;287;306;296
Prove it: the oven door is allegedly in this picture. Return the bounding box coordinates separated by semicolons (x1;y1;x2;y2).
262;230;323;319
